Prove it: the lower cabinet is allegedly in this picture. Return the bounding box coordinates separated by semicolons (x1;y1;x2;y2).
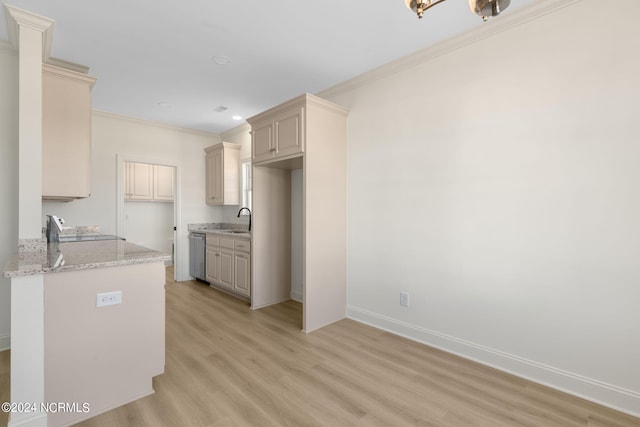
206;234;251;299
233;246;251;297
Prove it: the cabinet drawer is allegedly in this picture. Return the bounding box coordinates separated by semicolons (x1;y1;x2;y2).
234;239;250;253
206;235;219;247
219;238;234;249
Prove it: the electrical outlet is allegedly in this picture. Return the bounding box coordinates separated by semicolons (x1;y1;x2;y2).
96;291;122;308
400;291;410;308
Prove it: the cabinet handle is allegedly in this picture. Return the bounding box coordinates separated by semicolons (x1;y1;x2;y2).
269;147;276;152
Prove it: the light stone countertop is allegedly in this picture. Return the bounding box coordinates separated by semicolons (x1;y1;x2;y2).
202;230;251;240
3;240;171;278
188;223;251;240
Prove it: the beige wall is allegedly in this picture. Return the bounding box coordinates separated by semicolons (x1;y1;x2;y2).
322;0;640;416
0;47;18;350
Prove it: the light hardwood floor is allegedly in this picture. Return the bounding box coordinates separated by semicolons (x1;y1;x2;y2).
1;269;638;426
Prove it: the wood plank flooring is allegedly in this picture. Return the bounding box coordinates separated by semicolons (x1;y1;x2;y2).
0;348;9;427
1;268;639;426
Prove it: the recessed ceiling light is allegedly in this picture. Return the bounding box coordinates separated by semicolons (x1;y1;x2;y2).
157;102;173;108
232;115;243;121
212;56;231;65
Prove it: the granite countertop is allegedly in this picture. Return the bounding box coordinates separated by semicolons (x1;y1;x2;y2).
202;229;251;239
3;240;171;278
188;223;251;239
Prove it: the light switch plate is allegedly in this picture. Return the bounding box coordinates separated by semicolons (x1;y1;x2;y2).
400;291;410;308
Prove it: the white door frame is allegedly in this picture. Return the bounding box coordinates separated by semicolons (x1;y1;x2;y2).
115;154;182;281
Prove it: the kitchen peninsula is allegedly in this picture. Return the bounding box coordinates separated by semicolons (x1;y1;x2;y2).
3;240;170;427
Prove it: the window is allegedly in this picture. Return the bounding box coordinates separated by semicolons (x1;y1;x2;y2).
240;159;252;212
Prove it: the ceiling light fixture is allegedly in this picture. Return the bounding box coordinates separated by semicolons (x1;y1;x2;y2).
212;55;231;65
232;115;242;121
405;0;510;21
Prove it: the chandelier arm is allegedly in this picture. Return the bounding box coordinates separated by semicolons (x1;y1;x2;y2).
421;0;450;12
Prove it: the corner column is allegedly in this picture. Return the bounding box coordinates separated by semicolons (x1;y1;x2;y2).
5;5;54;427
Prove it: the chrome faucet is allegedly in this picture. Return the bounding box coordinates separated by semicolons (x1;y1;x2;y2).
237;207;251;232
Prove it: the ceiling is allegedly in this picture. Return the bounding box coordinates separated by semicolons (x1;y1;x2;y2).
0;0;532;134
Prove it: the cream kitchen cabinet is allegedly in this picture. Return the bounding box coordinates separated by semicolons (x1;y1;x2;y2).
251;103;304;164
125;162;153;201
233;239;251;297
125;162;174;202
206;235;234;292
248;93;348;332
42;64;96;200
153;164;175;202
206;233;251;300
205;142;241;205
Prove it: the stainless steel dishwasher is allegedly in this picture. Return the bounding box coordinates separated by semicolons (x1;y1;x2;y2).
188;232;206;282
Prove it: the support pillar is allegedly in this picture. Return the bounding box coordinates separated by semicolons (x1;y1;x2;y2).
5;5;54;427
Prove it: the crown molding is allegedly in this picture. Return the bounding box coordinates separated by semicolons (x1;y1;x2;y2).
220;122;251;139
46;57;90;74
317;0;583;100
247;92;349;125
92;109;221;139
43;63;96;88
4;4;55;61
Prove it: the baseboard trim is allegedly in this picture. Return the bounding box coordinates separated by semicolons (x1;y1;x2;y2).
0;334;9;351
290;289;303;303
347;306;640;418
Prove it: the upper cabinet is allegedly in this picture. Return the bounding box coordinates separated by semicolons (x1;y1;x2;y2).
42;64;96;201
153;164;175;202
250;103;304;164
125;162;153;201
125;162;174;202
205;142;241;206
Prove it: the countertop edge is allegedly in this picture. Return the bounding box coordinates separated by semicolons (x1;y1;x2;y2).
4;255;171;278
201;230;251;240
3;240;171;278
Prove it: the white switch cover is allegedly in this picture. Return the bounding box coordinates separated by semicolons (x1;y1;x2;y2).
400;291;410;308
96;291;122;308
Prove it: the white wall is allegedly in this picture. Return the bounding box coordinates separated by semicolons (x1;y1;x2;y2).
123;201;174;256
322;0;640;416
0;47;18;351
43;111;222;281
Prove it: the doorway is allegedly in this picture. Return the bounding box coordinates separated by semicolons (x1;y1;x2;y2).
116;156;180;281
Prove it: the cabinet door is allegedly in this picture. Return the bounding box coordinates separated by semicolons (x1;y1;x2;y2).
126;162;153;201
275;106;304;158
153;165;174;202
205;247;219;284
251;120;274;163
234;251;251;297
218;248;234;291
206;150;223;205
42;65;94;200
